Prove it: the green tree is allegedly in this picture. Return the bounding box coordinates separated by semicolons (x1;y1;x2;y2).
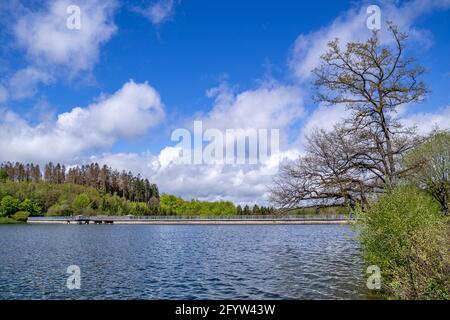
356;185;450;299
0;195;21;216
236;205;243;215
72;193;91;210
19;198;42;216
404;131;450;215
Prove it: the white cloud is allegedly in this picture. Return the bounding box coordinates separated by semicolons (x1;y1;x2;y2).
14;0;117;75
91;148;300;205
0;80;164;163
401;105;450;134
87;82;305;204
8;67;54;100
57;80;164;138
134;0;176;26
74;80;305;204
296;103;450;152
203;82;304;132
298;104;349;143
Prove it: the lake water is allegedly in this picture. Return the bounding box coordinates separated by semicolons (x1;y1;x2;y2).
0;224;367;299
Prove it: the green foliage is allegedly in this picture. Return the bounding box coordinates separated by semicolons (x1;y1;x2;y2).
0;181;155;216
0;181;240;217
356;185;450;299
404;131;450;214
159;194;236;216
0;217;19;224
46;203;74;216
19;198;42;216
72;193;90;210
0;195;20;216
128;202;151;216
0;168;8;182
11;211;30;222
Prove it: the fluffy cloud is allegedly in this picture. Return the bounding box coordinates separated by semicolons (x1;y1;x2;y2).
400;105;450;134
92;148;300;204
0;80;164;163
203;82;304;131
8;67;54;100
134;0;176;26
298;104;349;144
14;0;117;75
88;82;305;204
297;104;450;151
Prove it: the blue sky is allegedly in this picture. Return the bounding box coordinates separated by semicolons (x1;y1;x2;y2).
0;0;449;203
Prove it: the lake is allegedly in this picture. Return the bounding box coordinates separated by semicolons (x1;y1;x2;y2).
0;224;367;299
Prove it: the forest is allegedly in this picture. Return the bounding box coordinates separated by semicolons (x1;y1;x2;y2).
0;162;274;222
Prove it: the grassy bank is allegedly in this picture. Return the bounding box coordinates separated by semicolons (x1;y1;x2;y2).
0;217;22;224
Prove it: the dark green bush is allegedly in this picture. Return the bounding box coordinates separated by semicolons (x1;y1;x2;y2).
0;195;20;216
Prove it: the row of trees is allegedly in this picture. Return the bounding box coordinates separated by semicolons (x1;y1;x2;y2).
0;162;160;205
236;204;275;215
0;163;280;217
0;181;159;218
159;194;237;216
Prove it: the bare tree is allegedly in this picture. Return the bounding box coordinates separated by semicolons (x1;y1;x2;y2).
271;24;427;208
313;23;427;186
270;121;419;208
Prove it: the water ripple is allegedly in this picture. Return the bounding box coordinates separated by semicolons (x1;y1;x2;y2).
0;224;367;299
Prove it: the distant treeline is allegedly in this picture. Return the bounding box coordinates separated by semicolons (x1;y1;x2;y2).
1;162;297;221
0;181;159;221
236;204;275;215
0;162;159;203
159;195;275;216
0;162;278;219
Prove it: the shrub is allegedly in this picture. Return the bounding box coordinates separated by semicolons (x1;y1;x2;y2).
356;185;450;299
72;193;90;210
11;211;30;222
0;195;20;216
404;131;450;215
46;203;74;216
19;198;42;216
0;217;19;224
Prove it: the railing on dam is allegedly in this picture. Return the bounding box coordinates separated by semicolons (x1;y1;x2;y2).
28;214;351;222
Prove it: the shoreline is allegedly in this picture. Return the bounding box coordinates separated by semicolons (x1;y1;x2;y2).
26;218;351;225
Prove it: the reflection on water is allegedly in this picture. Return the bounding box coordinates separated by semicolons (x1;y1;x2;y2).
0;224;367;299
